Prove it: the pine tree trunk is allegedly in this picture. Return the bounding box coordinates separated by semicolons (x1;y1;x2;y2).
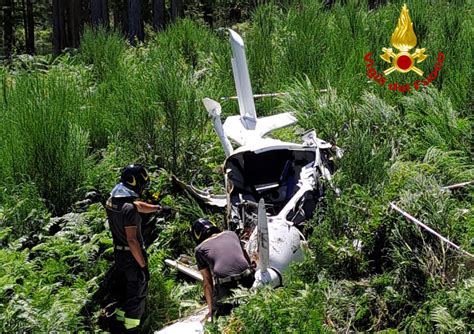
52;0;63;54
22;0;28;52
141;0;151;25
91;0;109;27
127;0;144;44
152;0;165;31
53;0;87;52
102;0;109;27
3;0;14;58
171;0;183;22
91;0;101;26
66;0;81;48
112;0;126;33
81;0;90;25
25;0;35;54
202;0;213;27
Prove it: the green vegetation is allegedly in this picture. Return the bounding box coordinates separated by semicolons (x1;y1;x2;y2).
0;203;109;331
0;0;472;332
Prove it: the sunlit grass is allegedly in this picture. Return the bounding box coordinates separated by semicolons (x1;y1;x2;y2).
0;1;472;332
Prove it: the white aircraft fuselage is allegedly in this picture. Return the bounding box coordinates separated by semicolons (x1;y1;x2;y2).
158;28;340;334
203;30;339;288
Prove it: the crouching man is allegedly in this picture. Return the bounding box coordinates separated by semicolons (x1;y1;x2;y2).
191;218;254;322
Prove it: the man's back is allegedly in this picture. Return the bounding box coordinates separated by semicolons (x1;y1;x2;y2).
195;231;249;278
106;196;143;247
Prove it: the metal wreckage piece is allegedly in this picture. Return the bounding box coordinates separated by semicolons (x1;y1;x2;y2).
157;29;342;334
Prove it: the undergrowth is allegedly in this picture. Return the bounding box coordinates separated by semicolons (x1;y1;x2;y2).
0;0;472;332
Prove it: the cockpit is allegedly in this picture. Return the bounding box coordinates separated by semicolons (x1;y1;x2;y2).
225;148;318;229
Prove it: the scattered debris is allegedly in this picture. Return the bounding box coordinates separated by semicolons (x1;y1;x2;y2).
390;202;474;258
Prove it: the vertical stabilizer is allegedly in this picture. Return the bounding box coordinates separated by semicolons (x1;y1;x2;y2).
229;29;257;130
257;198;270;272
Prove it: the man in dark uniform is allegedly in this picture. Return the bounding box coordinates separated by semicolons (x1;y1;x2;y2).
191;218;254;322
106;164;163;332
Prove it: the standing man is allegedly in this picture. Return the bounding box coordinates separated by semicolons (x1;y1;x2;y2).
191;218;254;322
106;164;162;332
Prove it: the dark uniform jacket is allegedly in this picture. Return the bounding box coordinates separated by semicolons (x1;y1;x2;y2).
106;197;144;247
105;192;148;325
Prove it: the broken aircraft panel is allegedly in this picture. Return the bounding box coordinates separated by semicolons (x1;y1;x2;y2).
159;29;341;334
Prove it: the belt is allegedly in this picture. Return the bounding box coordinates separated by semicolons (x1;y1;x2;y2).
216;268;253;285
115;245;145;251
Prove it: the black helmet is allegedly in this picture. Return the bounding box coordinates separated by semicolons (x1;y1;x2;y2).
120;164;150;194
191;218;220;244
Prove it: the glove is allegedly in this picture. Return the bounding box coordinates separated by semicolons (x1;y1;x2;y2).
141;265;150;281
160;205;172;214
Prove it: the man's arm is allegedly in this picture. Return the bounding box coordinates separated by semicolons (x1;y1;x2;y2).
200;268;213;318
133;200;161;214
125;226;147;268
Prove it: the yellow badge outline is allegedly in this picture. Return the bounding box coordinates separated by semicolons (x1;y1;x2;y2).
380;4;428;76
128;176;137;187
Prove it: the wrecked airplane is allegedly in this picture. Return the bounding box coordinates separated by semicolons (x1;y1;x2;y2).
159;29;341;332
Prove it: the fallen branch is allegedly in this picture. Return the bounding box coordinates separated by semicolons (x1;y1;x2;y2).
441;180;474;190
152;90;330;105
389;202;474;259
221;92;289;101
220;90;329;101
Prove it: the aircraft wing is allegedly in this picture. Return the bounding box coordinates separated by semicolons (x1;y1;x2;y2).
158;260;205;333
154;306;207;334
172;175;227;208
164;259;203;281
223;113;297;147
223;115;249;146
255;112;297;137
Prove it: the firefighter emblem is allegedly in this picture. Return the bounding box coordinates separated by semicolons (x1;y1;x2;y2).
380;4;428;76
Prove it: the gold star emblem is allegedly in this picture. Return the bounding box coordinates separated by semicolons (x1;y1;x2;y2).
380;4;428;76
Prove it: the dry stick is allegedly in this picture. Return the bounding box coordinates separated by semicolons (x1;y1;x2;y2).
441;180;474;190
220;90;329;101
153;90;330;105
220;92;290;101
389;202;474;259
153;92;289;105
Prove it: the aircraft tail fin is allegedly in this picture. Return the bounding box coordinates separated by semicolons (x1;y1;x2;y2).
229;29;257;130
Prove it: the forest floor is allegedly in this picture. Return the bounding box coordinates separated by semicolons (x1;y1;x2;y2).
0;0;473;332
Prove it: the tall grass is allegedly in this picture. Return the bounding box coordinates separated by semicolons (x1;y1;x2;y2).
400;88;471;158
213;283;324;333
0;182;48;240
0;71;89;214
276;74;472;331
78;21;222;176
2;0;469;211
244;0;471;111
80;27;127;82
0;1;472;332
